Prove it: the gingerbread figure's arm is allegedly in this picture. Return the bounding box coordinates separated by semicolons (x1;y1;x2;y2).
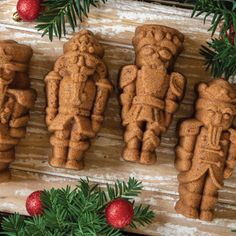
0;59;36;134
119;65;137;122
224;129;236;179
91;63;113;134
165;72;186;128
4;88;36;140
0;96;15;135
45;70;62;126
175;119;202;172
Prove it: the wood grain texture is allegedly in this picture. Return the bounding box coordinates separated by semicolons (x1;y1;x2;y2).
0;0;235;235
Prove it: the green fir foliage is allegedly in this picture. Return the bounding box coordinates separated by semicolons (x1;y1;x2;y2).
36;0;107;41
192;0;236;78
0;178;155;236
200;38;236;78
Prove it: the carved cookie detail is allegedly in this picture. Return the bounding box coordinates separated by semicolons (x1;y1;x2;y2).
45;30;112;171
175;79;236;221
120;25;186;165
0;40;37;182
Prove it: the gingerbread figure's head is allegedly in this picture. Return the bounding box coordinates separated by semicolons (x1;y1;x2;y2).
132;25;184;69
196;79;236;132
64;30;104;58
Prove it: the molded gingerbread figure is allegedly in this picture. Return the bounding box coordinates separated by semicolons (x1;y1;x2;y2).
45;30;112;170
175;79;236;221
120;25;186;164
0;40;36;182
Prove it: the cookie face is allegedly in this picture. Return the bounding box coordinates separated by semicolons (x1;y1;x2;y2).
196;80;236;131
134;25;184;71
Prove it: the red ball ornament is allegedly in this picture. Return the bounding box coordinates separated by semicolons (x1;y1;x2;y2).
25;191;44;216
227;24;235;46
105;198;134;229
16;0;42;22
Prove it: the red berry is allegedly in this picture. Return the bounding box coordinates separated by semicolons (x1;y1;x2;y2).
25;191;44;216
227;24;235;46
17;0;41;22
105;198;134;229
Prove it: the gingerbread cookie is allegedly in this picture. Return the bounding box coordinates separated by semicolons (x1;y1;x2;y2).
0;40;36;182
175;79;236;221
45;30;112;171
120;25;186;164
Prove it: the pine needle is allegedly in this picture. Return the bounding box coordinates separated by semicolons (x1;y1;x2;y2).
192;0;236;78
36;0;107;41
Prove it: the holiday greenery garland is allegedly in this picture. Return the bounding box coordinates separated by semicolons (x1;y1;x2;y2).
0;178;154;236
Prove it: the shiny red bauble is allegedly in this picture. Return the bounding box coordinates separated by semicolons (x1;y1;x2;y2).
25;190;44;216
105;198;134;229
16;0;41;21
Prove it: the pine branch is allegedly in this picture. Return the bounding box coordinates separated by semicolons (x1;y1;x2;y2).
192;0;236;36
130;205;155;229
200;38;236;78
0;178;154;236
191;0;236;78
0;214;26;236
36;0;107;41
106;177;143;201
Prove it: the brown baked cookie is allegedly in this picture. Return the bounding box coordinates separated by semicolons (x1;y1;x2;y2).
120;24;186;165
175;79;236;221
0;40;37;182
45;30;112;171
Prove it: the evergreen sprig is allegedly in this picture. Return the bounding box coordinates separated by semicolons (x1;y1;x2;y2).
192;0;236;36
106;178;143;200
0;178;154;236
131;205;155;229
192;0;236;78
200;38;236;78
36;0;107;41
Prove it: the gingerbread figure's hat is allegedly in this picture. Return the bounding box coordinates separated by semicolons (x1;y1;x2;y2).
132;24;184;55
63;30;104;58
0;40;33;64
197;79;236;113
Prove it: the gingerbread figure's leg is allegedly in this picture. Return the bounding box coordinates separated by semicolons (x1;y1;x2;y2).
123;121;143;162
199;175;219;221
0;102;32;181
140;122;161;164
49;130;70;168
175;175;205;219
65;123;90;170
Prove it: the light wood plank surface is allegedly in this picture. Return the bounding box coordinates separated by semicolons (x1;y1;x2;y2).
0;0;235;235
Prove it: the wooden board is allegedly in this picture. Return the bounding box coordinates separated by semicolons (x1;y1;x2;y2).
0;0;236;235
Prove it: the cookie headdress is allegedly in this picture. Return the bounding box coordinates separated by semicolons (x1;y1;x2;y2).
132;24;184;56
197;79;236;114
63;30;104;58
